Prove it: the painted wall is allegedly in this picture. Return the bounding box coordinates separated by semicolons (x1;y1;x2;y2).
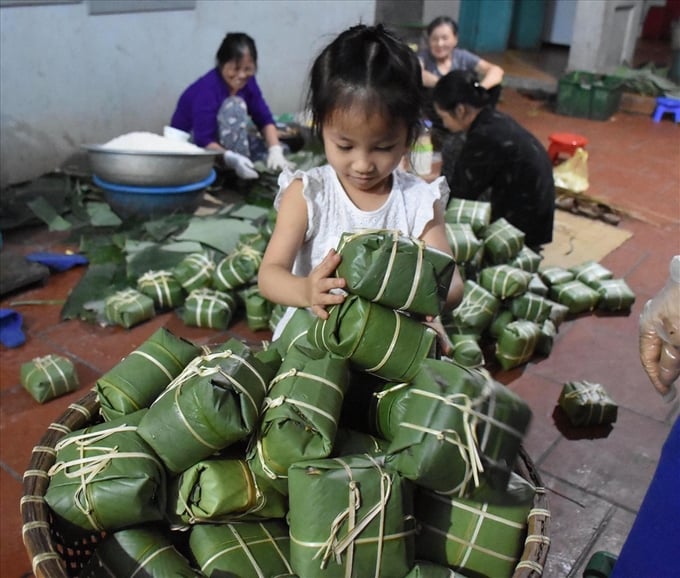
0;0;374;187
569;0;644;73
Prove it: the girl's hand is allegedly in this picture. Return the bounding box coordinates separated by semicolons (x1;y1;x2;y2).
424;315;453;357
307;249;346;319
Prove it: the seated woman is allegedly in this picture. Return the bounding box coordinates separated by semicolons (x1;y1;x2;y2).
169;32;293;179
418;16;504;96
432;70;555;249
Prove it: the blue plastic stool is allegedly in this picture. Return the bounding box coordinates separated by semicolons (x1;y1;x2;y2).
652;96;680;123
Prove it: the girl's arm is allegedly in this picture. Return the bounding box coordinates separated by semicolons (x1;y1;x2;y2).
420;202;464;310
258;180;346;319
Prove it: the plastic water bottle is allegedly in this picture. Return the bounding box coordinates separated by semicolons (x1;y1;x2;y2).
411;120;433;176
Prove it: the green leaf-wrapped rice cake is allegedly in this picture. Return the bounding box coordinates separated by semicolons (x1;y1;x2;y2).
95;327;199;421
558;380;618;426
138;339;274;474
181;287;237;329
387;359;531;496
167;456;287;525
104;288;155;328
335;230;455;316
415;472;537;578
137;269;185;309
247;344;350;495
79;525;202;577
20;354;79;404
288;454;416;578
189;521;293;577
45;410;166;533
308;294;436;382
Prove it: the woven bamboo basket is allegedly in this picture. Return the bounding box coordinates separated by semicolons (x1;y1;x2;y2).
22;390;550;578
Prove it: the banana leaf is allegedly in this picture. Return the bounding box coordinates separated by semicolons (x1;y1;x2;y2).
247;344;350;495
172;252;215;292
213;245;263;291
167;456;287;525
559;380;618;426
237;230;269;254
495;320;541;370
104;288;155;328
415;473;535;578
45;410;166;533
550;279;600;314
181;287;237;329
137;269;185;309
95;327;200;421
335;230;455;316
138;339;274;474
444;222;482;264
288;454;416;578
79;525;202;577
480;218;525;265
509;292;552;323
308;294;436;382
445;198;492;235
189;521;294;577
386;359;531;496
479;265;532;300
20;354;79;404
508;245;543;274
569;260;613;286
591;278;636;312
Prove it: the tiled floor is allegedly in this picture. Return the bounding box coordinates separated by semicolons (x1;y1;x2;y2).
1;45;679;577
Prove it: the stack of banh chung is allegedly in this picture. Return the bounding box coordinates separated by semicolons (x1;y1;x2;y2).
442;199;635;370
43;229;542;577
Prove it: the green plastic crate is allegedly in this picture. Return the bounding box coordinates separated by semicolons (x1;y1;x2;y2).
557;71;623;121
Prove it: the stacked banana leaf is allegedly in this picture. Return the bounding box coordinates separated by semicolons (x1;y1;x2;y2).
442;199;636;370
44;229;543;578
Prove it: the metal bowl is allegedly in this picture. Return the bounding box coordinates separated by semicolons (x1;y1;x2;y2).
82;144;220;187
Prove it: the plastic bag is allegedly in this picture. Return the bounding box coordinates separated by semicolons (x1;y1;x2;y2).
639;255;680;399
553;147;589;194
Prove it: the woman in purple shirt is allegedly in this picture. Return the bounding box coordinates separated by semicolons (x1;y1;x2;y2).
170;32;293;179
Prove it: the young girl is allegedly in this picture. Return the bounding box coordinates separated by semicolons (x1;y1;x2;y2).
258;24;464;338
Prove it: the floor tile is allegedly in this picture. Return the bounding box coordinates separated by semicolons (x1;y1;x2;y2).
539;472;617;578
539;408;670;511
506;372;563;463
569;506;636;578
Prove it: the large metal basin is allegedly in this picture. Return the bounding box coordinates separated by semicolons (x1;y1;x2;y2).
82;145;220;187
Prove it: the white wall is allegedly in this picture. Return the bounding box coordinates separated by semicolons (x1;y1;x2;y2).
569;0;644;72
0;0;374;187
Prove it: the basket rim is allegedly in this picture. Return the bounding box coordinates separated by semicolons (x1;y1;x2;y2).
21;390;550;578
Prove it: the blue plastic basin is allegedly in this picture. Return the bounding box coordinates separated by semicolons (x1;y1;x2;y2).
93;170;216;218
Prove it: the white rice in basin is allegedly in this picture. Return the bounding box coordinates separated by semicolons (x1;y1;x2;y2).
103;132;204;153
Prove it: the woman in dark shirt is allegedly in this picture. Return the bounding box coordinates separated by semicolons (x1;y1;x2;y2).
432;70;555;248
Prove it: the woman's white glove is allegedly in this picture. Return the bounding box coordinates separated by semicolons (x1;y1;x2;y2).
266;144;296;171
223;151;258;180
